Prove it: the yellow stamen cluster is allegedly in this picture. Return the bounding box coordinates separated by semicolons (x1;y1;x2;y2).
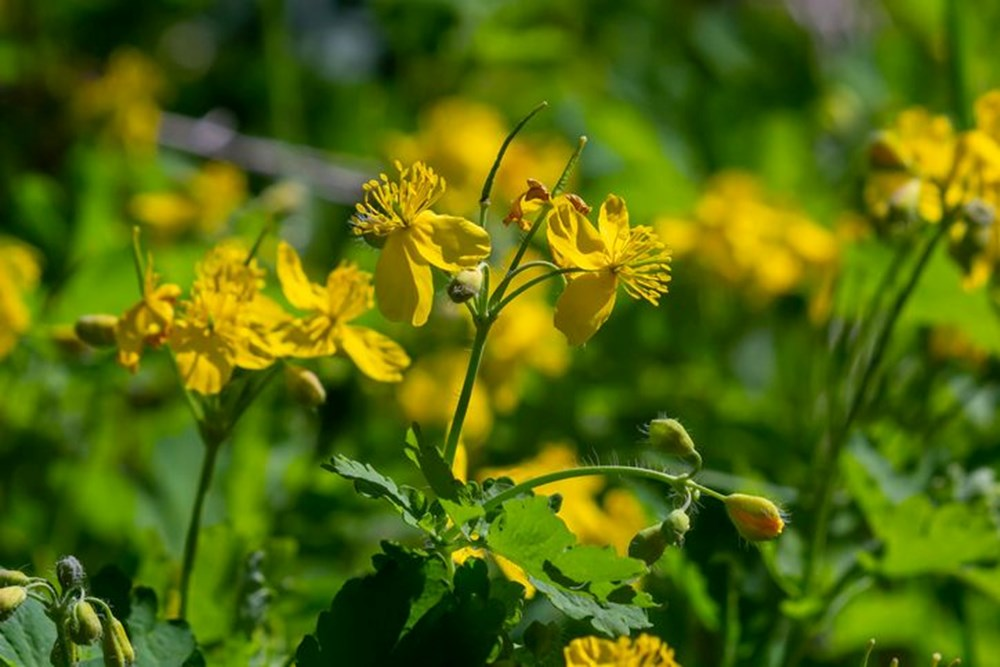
612;225;672;305
352;161;446;237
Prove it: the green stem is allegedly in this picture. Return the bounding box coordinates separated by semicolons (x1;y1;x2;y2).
130;226;146;294
178;436;223;619
491;267;589;315
946;0;970;128
478;101;549;227
481;464;721;512
245;217;273;265
443;321;491;466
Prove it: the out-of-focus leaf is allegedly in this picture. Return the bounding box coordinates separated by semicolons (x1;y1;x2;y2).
0;598;56;667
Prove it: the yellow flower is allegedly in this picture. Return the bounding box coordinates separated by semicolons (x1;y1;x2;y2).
546;194;671;345
115;259;182;373
275;241;410;382
130;162;247;237
0;237;41;359
169;243;287;394
351;161;491;326
564;634;682;666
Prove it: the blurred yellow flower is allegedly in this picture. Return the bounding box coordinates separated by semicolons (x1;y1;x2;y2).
130;162;247;237
169;242;287;394
115;259;182;373
564;634;681;667
275;241;410;382
398;350;493;445
0;237;41;359
656;172;838;301
547;194;671;345
75;49;164;155
387;98;571;214
351;161;491;326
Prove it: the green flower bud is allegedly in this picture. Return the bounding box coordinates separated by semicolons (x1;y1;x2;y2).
101;617;135;666
447;268;484;304
51;639;78;666
0;586;27;619
56;555;86;592
724;493;785;541
74;314;120;348
69;600;104;645
665;508;691;537
628;524;668;565
0;568;30;586
644;417;696;458
284;365;326;408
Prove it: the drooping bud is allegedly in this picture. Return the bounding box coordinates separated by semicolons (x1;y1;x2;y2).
664;508;691;541
75;314;120;348
68;600;104;645
724;493;785;541
644;417;697;458
0;568;30;586
447;268;484;304
628;524;668;565
56;555;86;592
0;586;27;619
284;365;326;408
101;616;135;666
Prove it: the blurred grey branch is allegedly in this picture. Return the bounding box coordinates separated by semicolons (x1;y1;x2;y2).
157;110;376;204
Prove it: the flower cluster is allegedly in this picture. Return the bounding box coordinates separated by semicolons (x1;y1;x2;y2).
656;171;838;301
99;238;409;394
0;237;41;360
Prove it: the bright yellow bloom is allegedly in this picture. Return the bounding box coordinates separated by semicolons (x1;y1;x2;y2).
351;161;491;326
0;238;41;359
276;241;410;382
547;194;671;345
169;243;287;394
130;162;247;237
564;634;682;666
115;259;182;373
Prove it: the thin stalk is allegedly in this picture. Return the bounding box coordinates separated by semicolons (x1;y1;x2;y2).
492;267;589;315
130;226;146;293
245;216;273;265
178;437;223;619
443;321;491;466
478;101;549;227
946;0;970;129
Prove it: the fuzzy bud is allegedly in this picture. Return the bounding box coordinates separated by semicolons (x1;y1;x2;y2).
0;569;30;586
74;314;120;348
101;617;135;666
628;524;668;565
664;508;691;539
447;268;484;304
284;365;326;408
0;586;27;619
645;418;697;458
69;600;104;645
56;555;86;592
724;493;785;541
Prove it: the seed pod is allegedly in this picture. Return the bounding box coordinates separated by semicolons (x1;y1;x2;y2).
101;617;135;666
68;600;103;645
0;569;30;586
74;314;120;347
724;493;785;541
56;555;86;592
0;586;27;619
644;418;697;458
284;365;326;408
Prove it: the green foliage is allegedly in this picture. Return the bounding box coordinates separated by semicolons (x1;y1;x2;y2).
0;599;56;667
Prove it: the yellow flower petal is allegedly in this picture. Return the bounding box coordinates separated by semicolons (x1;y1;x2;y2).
375;232;433;325
277;241;326;311
409;211;491;271
553;271;617;346
339;325;410;382
170;324;234;395
279;314;339;358
546;199;607;271
597;194;630;258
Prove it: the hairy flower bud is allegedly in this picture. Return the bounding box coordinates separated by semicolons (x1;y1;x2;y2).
101;617;135;666
664;508;691;539
0;586;27;619
56;555;86;592
75;314;120;348
628;523;668;565
0;569;30;587
284;365;326;408
447;268;484;304
69;600;104;645
644;418;696;458
724;493;785;541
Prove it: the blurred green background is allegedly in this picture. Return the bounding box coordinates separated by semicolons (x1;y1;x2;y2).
3;0;1000;665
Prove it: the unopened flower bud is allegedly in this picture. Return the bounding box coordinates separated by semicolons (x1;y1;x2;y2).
284;365;326;408
644;418;696;458
69;600;104;645
628;524;668;565
447;268;484;304
260;181;307;218
665;508;691;538
56;555;86;592
724;493;785;541
0;568;30;586
547;493;563;514
75;314;120;348
0;586;27;619
101;616;135;666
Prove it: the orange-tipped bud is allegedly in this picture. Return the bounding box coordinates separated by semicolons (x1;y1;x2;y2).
724;493;785;541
